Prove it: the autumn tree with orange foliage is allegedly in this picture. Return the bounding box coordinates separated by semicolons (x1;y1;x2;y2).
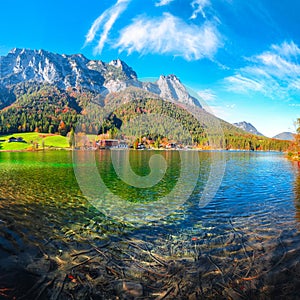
288;118;300;161
295;118;300;157
58;120;67;136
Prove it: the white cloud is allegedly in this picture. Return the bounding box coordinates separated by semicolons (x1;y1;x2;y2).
289;79;300;90
254;52;300;78
224;41;300;98
197;89;216;101
208;105;233;119
155;0;175;7
226;104;236;109
226;75;263;93
190;0;210;19
85;0;130;54
271;41;300;58
116;13;221;61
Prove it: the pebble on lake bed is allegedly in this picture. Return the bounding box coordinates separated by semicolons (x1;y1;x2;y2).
115;281;143;298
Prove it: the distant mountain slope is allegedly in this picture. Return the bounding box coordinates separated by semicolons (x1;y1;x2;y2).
233;121;264;136
273;132;295;141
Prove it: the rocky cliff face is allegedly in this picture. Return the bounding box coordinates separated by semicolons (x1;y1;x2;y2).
148;75;200;107
0;48;134;92
0;48;201;108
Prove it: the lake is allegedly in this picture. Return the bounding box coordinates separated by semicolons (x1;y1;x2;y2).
0;150;299;299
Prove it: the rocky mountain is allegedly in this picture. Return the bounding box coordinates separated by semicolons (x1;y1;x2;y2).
233;121;264;136
144;75;200;107
0;48;291;152
0;48;200;109
1;48;105;91
273;132;295;141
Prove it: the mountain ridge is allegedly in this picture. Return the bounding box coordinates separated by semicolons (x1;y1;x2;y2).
273;132;295;141
0;48;199;108
233;121;264;136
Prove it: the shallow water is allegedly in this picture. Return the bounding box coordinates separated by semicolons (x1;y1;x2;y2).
0;150;299;298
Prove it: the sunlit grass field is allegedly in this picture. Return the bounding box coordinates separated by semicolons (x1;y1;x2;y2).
0;132;69;151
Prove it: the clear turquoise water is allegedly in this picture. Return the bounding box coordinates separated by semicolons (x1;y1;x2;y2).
0;150;299;298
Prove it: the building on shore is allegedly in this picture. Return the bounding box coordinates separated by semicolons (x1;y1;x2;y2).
97;139;128;149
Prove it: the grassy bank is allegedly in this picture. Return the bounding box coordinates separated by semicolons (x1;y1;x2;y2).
0;132;69;151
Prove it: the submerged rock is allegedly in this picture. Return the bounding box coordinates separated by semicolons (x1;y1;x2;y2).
115;281;143;298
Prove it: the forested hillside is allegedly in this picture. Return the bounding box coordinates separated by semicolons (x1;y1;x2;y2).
95;97;290;151
0;85;87;135
0;85;291;151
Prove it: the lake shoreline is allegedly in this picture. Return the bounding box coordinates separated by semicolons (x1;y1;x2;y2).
0;147;288;153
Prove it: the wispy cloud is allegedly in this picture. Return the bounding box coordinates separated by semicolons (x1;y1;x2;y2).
155;0;175;7
271;41;300;57
116;13;221;61
224;41;300;99
197;89;216;101
226;104;236;109
208;104;235;119
289;78;300;90
190;0;210;19
85;0;130;54
226;74;264;93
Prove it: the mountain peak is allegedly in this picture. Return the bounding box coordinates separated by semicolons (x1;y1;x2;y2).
8;47;21;54
108;59;137;80
156;74;201;107
109;58;123;68
160;74;180;80
0;48;104;91
273;132;295;141
9;48;48;56
233;121;264;136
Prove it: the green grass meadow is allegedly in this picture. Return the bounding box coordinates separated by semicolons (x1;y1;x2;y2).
0;132;69;151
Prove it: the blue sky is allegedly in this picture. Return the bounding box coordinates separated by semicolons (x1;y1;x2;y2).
0;0;299;137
